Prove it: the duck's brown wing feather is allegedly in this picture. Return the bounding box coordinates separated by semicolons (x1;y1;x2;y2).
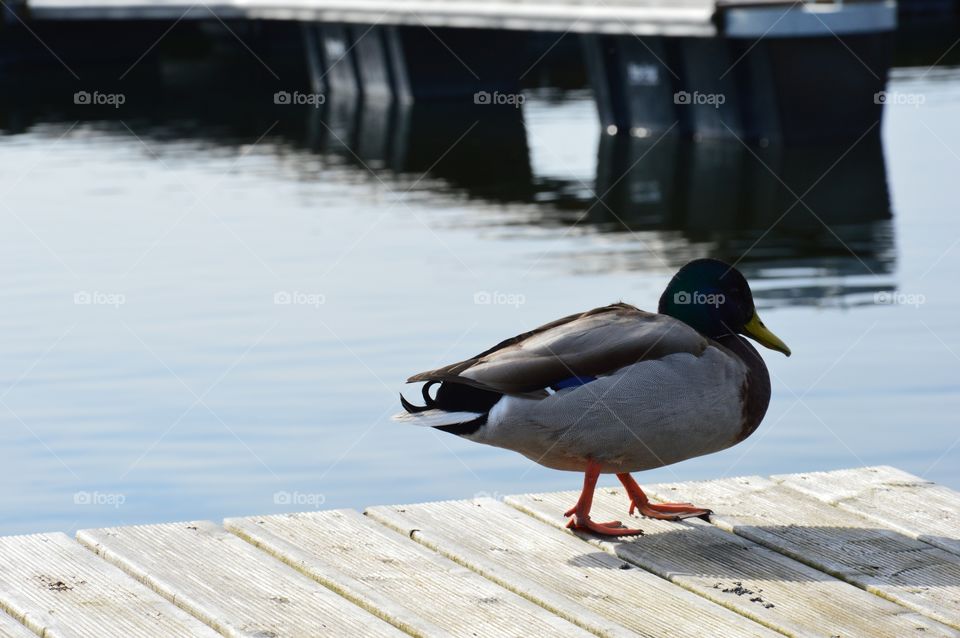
407;302;708;394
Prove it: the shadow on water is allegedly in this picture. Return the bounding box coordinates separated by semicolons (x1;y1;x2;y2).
0;48;895;308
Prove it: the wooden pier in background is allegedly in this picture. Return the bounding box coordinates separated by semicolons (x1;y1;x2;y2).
0;466;958;636
13;0;896;36
3;0;896;143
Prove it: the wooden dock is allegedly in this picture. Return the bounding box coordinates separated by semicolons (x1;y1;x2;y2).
1;465;958;637
3;0;896;144
14;0;897;37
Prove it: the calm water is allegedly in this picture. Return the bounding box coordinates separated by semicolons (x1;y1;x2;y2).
1;61;959;535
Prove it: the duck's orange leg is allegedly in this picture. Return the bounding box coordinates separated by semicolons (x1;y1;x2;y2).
617;473;711;521
564;460;644;536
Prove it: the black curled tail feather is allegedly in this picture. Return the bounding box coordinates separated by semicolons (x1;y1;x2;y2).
399;393;424;413
401;379;502;414
398;380;500;438
400;380;441;413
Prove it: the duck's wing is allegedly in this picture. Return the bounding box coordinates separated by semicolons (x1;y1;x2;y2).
408;302;708;395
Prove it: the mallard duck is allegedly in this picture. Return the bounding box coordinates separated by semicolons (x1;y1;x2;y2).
397;258;790;536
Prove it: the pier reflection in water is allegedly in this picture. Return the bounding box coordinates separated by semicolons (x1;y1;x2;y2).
0;61;895;311
325;93;895;310
2;76;894;307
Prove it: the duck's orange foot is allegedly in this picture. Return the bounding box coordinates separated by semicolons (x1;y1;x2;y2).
630;500;712;521
563;505;627;529
617;473;712;521
566;515;644;536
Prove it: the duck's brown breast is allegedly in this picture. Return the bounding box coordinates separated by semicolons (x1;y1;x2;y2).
716;334;772;444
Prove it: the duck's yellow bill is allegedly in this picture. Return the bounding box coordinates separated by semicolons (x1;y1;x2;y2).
742;312;791;357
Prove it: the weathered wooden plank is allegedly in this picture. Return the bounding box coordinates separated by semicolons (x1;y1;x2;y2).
77;520;405;638
774;466;960;558
0;532;220;638
647;475;960;630
367;498;779;638
0;609;45;638
226;508;592;638
507;488;959;638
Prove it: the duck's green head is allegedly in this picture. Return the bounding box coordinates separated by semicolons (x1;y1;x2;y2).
658;258;791;356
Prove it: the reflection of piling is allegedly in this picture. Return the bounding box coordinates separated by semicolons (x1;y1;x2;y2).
391;102;532;200
595;129;890;234
590;129;894;287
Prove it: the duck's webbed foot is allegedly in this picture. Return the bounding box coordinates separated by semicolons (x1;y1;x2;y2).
631;501;712;521
617;473;712;521
562;459;645;536
562;504;624;529
565;514;644;536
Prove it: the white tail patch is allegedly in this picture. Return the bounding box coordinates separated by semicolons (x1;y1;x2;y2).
392;409;484;428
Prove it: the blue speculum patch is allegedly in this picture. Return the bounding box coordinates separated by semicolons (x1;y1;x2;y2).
551;375;597;391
